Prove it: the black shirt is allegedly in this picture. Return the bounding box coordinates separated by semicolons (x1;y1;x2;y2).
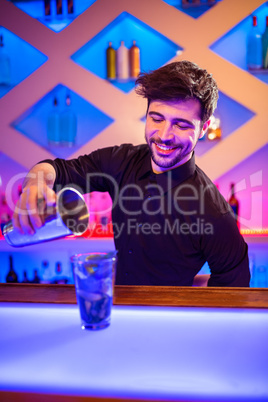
43;143;250;287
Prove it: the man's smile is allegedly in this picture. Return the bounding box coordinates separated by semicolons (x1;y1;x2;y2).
153;142;178;155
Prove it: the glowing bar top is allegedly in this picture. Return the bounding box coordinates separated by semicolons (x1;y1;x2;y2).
0;302;268;401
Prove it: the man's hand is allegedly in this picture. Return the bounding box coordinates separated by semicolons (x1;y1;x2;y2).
11;163;57;235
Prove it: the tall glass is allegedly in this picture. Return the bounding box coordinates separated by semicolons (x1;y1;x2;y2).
71;251;117;330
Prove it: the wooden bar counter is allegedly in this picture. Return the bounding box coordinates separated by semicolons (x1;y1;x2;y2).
1;283;268;308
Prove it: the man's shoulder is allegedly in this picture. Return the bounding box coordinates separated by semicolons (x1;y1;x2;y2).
96;143;149;163
90;143;150;177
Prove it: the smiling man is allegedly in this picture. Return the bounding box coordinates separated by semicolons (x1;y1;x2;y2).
12;61;250;287
145;99;210;172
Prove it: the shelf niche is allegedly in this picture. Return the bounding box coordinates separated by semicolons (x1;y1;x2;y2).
11;84;114;159
71;11;182;94
210;1;268;84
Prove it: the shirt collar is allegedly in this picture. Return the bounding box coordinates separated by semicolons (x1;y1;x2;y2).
138;147;196;193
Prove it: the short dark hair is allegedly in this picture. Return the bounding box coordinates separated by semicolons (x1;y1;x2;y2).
135;60;219;123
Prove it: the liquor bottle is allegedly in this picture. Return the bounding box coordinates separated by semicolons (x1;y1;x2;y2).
106;42;116;80
60;93;77;146
0;34;11;86
129;40;140;79
116;41;129;80
56;0;63;17
32;269;41;284
247;15;262;70
47;97;60;145
44;0;51;19
67;0;74;15
228;183;239;226
21;270;30;283
207;115;221;141
5;255;18;283
262;16;268;69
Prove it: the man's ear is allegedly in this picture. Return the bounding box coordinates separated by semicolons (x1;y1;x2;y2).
199;119;210;139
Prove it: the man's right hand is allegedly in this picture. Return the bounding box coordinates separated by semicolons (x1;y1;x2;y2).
11;163;57;235
12;183;57;235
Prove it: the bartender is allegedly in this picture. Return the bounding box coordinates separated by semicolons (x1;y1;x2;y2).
11;60;250;287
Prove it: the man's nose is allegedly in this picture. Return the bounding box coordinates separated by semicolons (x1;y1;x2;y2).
158;123;174;141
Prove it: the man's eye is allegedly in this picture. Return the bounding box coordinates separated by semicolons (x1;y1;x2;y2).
175;124;189;130
152;118;162;123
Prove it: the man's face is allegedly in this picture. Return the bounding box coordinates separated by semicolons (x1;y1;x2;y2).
145;99;210;173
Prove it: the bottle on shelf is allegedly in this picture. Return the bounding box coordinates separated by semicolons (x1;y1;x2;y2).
129;40;140;79
32;269;41;284
106;42;116;80
207;115;221;141
116;41;129;80
5;255;18;283
60;93;77;146
262;16;268;69
0;34;11;86
247;15;262;70
67;0;74;15
21;270;30;283
56;0;63;17
228;183;239;227
47;97;60;145
44;0;51;19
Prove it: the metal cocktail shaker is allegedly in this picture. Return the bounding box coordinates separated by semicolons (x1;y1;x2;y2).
3;187;89;247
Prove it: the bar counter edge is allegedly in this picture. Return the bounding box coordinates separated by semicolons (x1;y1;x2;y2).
1;283;268;309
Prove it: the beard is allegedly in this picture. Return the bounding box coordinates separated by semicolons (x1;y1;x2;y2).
146;135;193;169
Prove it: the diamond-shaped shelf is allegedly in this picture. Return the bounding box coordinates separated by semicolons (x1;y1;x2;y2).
8;0;97;32
162;0;222;19
210;2;268;84
0;26;47;99
11;84;114;159
71;12;182;93
196;91;255;156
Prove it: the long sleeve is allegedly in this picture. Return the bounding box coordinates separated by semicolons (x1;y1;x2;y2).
40;147;122;195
